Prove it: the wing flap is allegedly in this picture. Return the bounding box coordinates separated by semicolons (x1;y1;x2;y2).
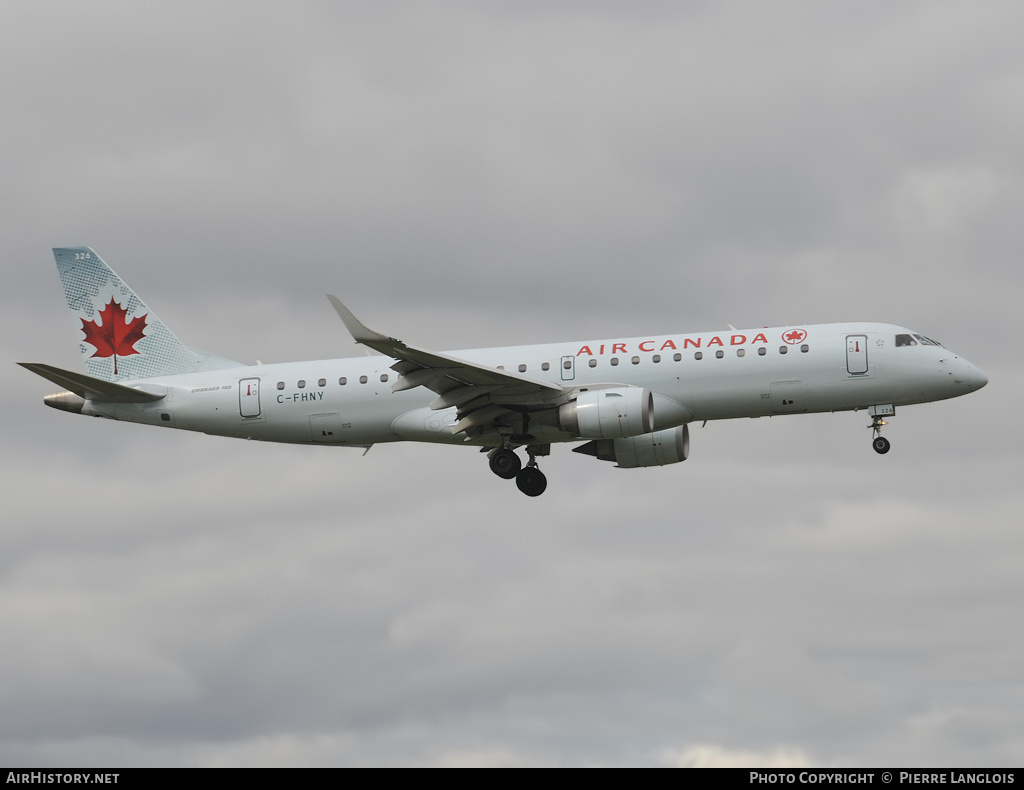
392;366;459;392
453;404;512;435
429;386;502;411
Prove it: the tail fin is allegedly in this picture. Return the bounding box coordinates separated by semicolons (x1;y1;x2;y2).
53;247;239;381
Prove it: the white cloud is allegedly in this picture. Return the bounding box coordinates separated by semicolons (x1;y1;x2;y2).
663;744;812;769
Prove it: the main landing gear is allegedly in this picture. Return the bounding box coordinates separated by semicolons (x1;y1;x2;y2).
487;446;548;497
488;447;521;479
869;415;891;455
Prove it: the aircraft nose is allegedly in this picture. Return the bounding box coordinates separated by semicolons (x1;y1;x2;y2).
937;356;987;393
951;358;988;391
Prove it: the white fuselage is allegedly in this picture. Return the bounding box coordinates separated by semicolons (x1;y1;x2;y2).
81;322;987;450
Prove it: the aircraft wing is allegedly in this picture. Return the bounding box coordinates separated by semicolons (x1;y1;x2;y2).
328;296;568;436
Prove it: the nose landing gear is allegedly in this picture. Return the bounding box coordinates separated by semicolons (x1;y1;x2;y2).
869;415;891;454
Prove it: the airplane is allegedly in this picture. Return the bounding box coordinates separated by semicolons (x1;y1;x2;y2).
20;247;988;496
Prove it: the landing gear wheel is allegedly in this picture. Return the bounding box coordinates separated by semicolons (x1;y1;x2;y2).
489;448;521;479
868;414;891;456
516;466;547;497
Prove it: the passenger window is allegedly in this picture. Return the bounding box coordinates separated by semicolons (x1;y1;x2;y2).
359;375;368;384
737;348;745;357
610;357;619;366
758;347;766;356
542;362;550;371
297;380;306;389
673;353;682;362
631;356;640;365
589;359;598;368
695;352;703;360
277;381;285;390
652;354;661;363
519;364;527;373
779;346;788;355
380;374;388;382
715;350;724;359
339;377;347;385
800;344;809;353
318;378;326;387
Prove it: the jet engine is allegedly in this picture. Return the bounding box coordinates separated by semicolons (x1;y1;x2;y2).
558;387;653;439
573;424;690;468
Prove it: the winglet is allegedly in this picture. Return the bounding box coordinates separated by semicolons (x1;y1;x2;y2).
327;295;402;355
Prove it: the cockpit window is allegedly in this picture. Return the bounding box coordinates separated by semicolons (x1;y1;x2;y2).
897;332;943;348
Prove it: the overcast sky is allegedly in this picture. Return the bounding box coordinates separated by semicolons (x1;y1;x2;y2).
2;1;1022;767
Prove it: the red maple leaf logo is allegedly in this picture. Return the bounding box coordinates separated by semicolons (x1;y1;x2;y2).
80;299;148;375
783;329;807;345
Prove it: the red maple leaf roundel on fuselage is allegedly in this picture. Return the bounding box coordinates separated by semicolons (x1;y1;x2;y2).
80;299;148;375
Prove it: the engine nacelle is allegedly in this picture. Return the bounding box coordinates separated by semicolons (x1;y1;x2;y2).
612;424;689;468
558;387;653;439
573;425;690;468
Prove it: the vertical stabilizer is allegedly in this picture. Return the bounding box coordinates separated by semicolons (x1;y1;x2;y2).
52;247;237;381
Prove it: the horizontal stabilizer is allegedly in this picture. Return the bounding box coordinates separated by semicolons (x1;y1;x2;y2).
18;363;166;403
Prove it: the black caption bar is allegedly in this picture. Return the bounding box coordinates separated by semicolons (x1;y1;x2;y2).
1;768;1021;777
